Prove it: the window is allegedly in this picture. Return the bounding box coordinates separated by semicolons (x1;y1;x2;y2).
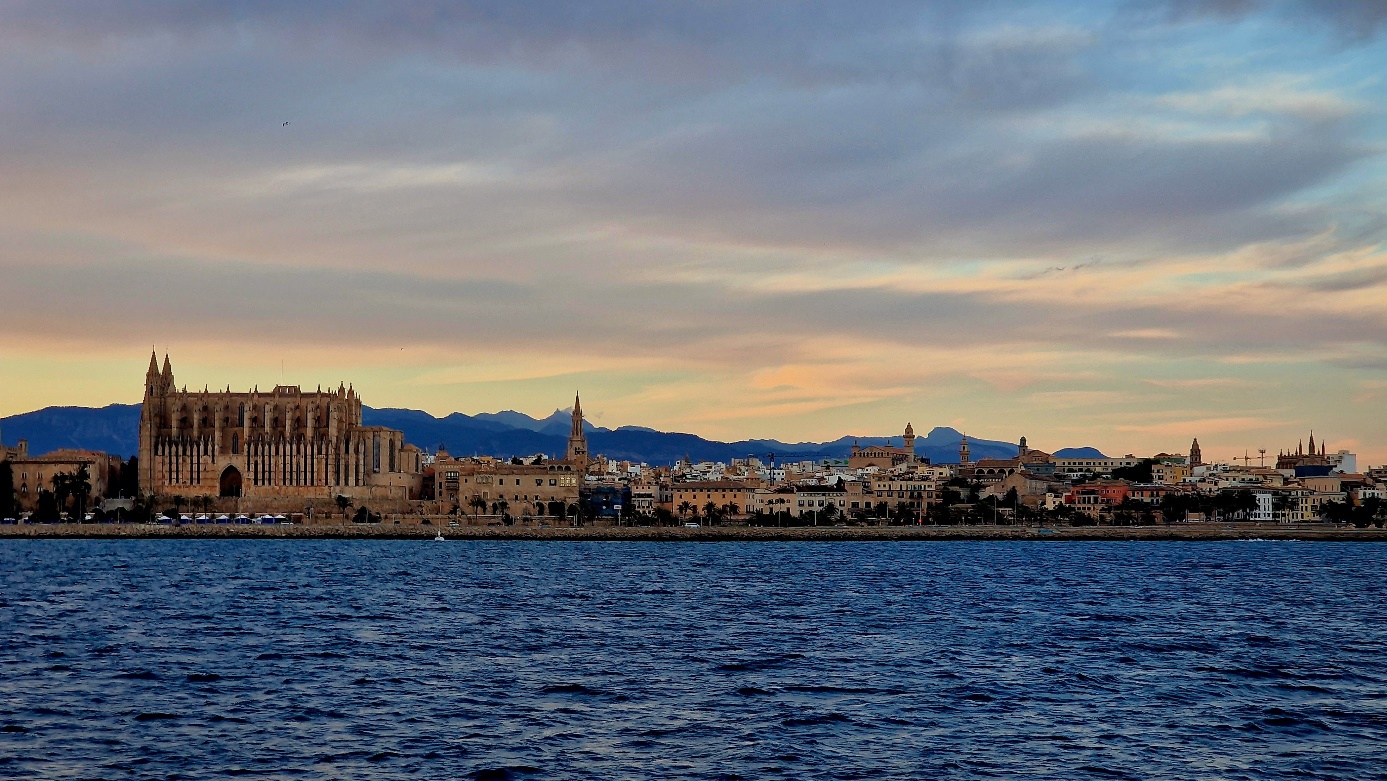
372;434;381;472
231;433;240;454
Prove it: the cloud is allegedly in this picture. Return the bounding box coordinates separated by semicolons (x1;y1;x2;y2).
0;0;1385;463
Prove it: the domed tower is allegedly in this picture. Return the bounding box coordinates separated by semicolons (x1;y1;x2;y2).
903;422;916;460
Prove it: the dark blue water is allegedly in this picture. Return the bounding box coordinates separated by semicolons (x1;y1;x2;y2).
2;541;1385;780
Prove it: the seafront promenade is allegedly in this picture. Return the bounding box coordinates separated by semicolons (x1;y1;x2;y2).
2;522;1384;542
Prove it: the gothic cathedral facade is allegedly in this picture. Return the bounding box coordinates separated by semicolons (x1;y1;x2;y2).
138;352;422;500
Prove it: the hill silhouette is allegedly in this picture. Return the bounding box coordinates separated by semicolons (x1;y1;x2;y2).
1;404;1106;465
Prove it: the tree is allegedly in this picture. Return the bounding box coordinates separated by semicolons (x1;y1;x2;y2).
703;501;720;525
1272;493;1293;522
336;494;352;520
1112;497;1143;526
36;489;59;522
1362;497;1386;528
1160;492;1191;523
120;456;140;498
1319;499;1353;525
0;460;14;519
50;465;92;520
677;501;693;520
470;496;487;517
822;503;841;524
1112;459;1156;483
892;501;911;525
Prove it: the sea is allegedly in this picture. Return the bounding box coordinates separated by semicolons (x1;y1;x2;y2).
1;540;1384;780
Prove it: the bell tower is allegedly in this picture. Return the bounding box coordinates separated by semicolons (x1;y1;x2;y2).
566;392;589;469
903;422;916;461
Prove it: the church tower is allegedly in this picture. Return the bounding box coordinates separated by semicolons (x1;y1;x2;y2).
566;392;589;469
138;349;167;492
903;422;916;461
1018;436;1029;457
959;435;970;464
1189;437;1202;467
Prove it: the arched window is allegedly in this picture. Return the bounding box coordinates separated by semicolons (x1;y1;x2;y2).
231;433;240;454
238;403;245;426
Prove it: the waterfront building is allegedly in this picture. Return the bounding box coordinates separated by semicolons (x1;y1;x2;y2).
4;449;120;512
137;352;422;501
671;480;755;519
867;475;936;516
431;397;591;517
1064;481;1132;517
432;454;581;517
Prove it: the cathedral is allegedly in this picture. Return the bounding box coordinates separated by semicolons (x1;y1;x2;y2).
1275;431;1330;472
138;352;422;500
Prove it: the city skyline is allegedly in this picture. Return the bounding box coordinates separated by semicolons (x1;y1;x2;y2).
2;2;1386;465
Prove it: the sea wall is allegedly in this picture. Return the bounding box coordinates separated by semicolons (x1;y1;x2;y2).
1;522;1385;542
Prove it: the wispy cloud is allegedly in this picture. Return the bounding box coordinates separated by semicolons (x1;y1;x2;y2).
0;1;1384;463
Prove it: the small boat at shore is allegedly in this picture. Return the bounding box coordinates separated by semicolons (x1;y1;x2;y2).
434;530;445;541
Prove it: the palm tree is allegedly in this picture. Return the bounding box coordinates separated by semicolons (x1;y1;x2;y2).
1272;493;1294;523
336;494;352;520
470;496;487;518
677;501;693;520
703;501;719;526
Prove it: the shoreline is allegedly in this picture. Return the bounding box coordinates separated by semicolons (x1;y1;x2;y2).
1;522;1385;542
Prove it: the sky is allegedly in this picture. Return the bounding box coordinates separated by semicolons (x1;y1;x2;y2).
1;0;1385;465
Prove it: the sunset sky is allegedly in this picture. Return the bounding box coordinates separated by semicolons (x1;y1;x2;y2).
2;1;1385;464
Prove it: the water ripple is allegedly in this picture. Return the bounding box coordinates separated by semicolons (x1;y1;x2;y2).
0;540;1384;779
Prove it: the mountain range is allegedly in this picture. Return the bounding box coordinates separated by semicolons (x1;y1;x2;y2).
0;404;1108;465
